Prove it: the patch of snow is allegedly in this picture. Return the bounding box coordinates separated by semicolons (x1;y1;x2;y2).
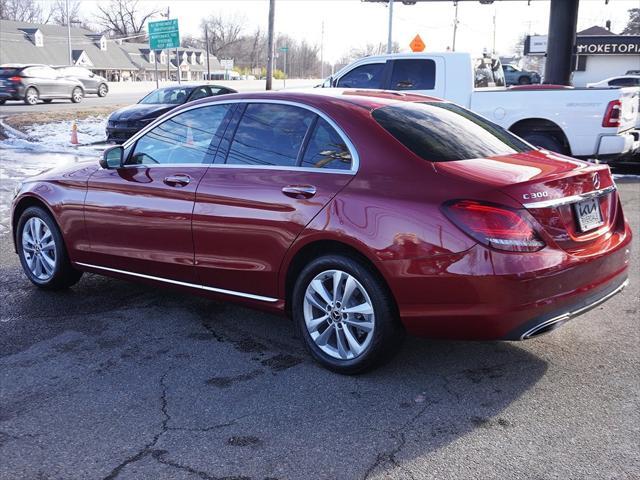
1;116;108;156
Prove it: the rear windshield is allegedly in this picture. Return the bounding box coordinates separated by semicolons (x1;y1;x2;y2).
371;102;531;162
0;67;20;77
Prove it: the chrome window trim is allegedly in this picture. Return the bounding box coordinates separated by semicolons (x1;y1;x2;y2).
75;262;278;303
523;185;616;209
121;99;360;175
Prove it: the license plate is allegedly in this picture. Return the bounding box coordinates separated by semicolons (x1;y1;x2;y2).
574;197;604;232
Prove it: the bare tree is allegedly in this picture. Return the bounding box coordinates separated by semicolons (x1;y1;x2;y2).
181;34;204;49
46;0;83;26
201;13;245;57
621;8;640;35
94;0;161;39
0;0;43;22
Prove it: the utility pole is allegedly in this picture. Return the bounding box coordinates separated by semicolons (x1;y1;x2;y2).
320;21;325;79
266;0;275;90
492;8;497;54
452;1;459;52
387;0;394;54
205;26;211;80
66;0;72;65
164;7;170;82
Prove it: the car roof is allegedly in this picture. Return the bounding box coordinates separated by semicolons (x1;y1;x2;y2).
185;88;447;112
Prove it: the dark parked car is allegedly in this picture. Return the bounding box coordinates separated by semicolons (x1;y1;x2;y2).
54;66;109;97
502;64;541;85
11;91;631;373
106;84;237;143
0;64;84;105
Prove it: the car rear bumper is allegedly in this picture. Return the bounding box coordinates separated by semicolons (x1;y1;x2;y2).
387;222;632;340
505;275;628;340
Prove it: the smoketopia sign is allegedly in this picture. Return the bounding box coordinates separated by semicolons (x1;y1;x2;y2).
525;35;640;56
576;36;640;55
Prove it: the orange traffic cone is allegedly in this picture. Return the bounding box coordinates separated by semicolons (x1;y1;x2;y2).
70;120;79;145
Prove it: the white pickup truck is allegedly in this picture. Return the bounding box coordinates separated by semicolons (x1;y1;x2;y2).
320;53;639;163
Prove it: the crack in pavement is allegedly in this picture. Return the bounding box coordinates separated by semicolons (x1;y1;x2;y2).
102;370;171;480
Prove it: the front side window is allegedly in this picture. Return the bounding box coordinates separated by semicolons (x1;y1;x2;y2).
226;104;315;167
372;102;530;162
337;63;385;89
301;118;352;170
389;59;436;90
128;105;231;166
139;87;190;105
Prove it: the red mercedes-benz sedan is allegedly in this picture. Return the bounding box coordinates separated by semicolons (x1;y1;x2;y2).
11;90;631;373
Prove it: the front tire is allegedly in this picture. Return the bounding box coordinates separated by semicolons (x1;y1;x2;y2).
24;87;39;105
17;206;82;290
97;84;108;97
71;87;83;103
518;76;531;85
292;254;404;374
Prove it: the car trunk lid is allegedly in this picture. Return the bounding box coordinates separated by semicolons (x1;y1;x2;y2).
435;149;620;253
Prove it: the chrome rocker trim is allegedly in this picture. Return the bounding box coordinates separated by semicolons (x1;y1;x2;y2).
75;262;278;303
519;278;628;340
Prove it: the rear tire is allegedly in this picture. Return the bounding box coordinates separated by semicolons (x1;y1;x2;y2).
520;132;568;155
24;87;39;105
71;87;83;103
0;99;6;105
16;206;83;290
292;254;404;374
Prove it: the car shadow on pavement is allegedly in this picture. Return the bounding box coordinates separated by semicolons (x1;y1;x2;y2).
0;271;548;480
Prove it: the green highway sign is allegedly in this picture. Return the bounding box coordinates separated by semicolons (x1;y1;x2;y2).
148;19;180;50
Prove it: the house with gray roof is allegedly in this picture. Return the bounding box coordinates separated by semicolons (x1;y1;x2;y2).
0;19;138;80
0;19;224;82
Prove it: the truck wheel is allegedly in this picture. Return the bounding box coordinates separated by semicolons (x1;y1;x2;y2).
521;133;568;155
518;76;531;85
24;87;39;105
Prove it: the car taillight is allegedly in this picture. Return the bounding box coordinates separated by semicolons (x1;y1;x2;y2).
8;76;22;82
442;200;545;252
602;100;621;128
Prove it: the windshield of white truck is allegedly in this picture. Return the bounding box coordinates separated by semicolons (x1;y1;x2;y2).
372;102;531;162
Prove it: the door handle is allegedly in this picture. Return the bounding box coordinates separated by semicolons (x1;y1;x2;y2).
281;185;317;198
163;174;191;187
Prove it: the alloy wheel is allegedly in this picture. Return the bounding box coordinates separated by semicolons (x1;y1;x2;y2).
26;88;38;105
72;88;83;102
22;217;56;281
98;85;107;97
303;269;375;360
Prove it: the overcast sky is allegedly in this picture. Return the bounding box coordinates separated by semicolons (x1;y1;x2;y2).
76;0;637;62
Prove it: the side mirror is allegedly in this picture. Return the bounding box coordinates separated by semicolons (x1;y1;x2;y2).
100;145;124;169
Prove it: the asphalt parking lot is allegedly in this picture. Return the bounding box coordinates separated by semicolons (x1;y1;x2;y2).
0;180;638;480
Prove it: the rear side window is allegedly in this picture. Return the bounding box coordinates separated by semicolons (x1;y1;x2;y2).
372;102;530;162
226;103;315;167
389;59;435;90
301;118;352;170
0;68;20;77
337;63;385;89
128;105;231;166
